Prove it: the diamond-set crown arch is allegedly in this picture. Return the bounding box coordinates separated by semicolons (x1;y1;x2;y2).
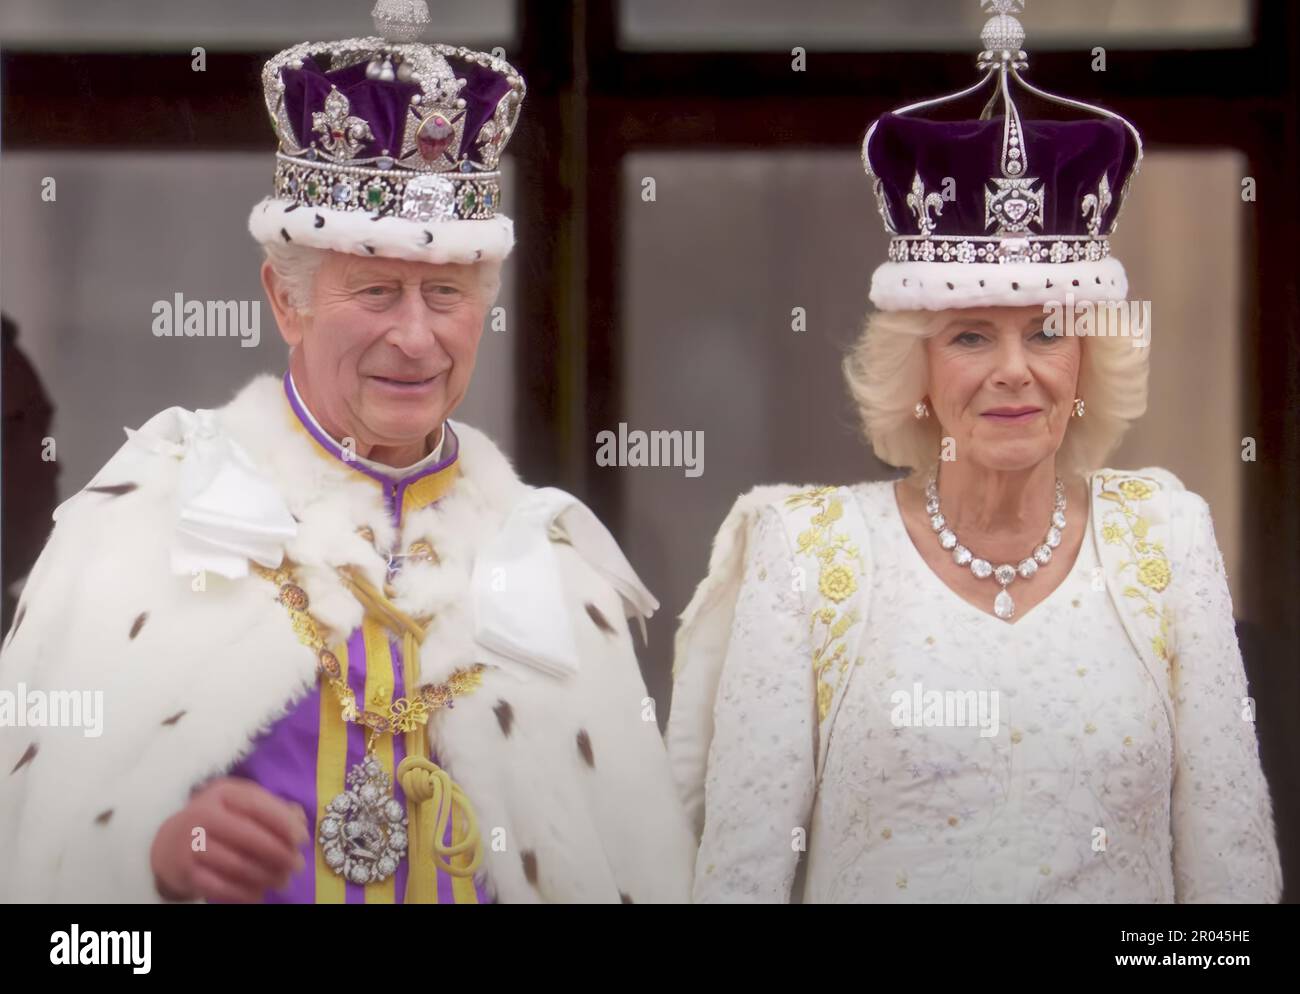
1007;64;1143;234
860;67;996;181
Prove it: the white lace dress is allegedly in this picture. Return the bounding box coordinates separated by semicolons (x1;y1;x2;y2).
690;479;1281;903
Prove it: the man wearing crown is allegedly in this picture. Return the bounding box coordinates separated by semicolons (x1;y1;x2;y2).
0;1;695;904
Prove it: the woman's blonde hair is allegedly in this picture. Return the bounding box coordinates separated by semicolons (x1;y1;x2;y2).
842;307;1149;476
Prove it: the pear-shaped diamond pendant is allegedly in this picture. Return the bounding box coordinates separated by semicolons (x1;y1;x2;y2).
994;588;1015;620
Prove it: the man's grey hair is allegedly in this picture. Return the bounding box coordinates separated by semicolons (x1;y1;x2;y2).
261;243;503;314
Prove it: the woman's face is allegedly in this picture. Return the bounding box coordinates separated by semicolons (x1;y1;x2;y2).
266;251;491;456
923;305;1081;473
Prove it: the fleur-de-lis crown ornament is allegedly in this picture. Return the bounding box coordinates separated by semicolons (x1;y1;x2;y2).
860;0;1143;312
247;0;527;266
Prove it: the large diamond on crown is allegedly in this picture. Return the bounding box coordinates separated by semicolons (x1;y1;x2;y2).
985;177;1045;235
399;174;457;222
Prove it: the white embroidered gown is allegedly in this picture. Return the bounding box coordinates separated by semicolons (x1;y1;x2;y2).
690;480;1281;903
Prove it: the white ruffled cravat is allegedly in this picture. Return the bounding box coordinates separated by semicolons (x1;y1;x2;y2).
121;407;298;580
470;486;658;679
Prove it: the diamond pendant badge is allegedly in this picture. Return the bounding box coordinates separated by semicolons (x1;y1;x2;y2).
319;754;408;885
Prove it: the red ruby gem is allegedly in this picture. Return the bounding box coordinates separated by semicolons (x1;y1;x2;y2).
417;114;454;162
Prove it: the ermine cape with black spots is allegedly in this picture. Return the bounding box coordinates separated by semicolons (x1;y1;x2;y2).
0;373;694;903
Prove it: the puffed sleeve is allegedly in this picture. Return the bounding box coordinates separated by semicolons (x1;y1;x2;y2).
1170;493;1282;902
692;504;817;903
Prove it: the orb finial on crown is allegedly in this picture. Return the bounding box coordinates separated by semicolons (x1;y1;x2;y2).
372;0;431;43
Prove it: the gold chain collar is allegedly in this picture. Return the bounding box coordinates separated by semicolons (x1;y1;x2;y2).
250;560;484;736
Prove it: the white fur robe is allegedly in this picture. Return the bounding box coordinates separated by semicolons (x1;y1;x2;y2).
0;373;695;903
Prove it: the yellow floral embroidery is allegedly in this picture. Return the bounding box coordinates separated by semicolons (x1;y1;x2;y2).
1095;473;1174;664
784;486;865;723
1137;557;1171;592
819;564;857;602
816;680;834;727
1152;632;1168;662
1117;479;1153;501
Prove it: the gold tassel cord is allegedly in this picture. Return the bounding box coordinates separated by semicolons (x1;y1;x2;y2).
397;755;485;902
339;567;427;646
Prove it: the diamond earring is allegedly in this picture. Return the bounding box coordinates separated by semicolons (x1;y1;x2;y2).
1073;397;1086;418
914;401;930;420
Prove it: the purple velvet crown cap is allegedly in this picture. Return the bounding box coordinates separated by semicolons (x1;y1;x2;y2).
860;1;1145;310
866;112;1139;239
280;54;513;166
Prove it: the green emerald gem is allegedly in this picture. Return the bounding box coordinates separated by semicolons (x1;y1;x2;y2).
366;185;384;206
306;180;319;198
462;191;477;212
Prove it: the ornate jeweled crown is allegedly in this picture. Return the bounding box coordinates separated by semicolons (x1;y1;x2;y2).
861;0;1143;310
248;1;525;265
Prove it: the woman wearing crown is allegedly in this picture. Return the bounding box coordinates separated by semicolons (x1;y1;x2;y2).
667;1;1280;903
0;1;694;904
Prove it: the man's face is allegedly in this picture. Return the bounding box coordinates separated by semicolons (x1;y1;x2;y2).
267;251;492;456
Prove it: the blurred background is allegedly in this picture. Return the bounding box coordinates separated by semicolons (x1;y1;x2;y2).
2;1;1297;899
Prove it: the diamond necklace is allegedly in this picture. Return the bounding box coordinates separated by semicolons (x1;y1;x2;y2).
923;470;1066;621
